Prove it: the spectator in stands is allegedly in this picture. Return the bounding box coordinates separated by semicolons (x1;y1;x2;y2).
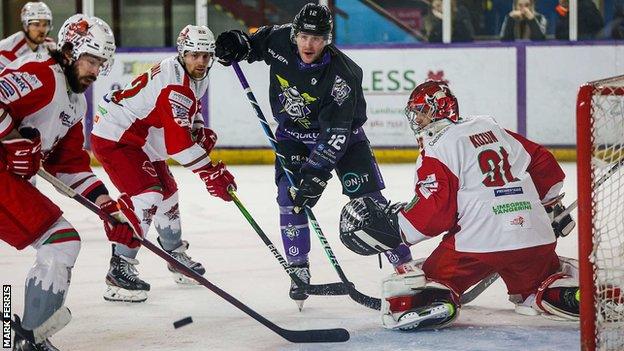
424;0;474;42
597;4;624;39
500;0;547;41
555;0;604;40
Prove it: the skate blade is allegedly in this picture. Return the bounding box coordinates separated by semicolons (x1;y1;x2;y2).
172;272;200;285
393;303;454;331
103;286;148;303
294;299;305;312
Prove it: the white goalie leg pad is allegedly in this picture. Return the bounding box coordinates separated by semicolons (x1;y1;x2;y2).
381;268;457;330
513;256;579;320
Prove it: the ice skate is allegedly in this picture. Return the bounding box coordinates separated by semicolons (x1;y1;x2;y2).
158;239;205;284
104;253;150;303
12;315;60;351
289;262;310;311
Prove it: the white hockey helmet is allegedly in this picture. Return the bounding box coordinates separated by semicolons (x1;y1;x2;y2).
21;2;53;30
176;25;216;58
57;14;116;76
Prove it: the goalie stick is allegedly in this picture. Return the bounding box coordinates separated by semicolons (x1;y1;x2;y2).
229;189;350;296
36;169;350;343
554;156;624;223
231;63;497;310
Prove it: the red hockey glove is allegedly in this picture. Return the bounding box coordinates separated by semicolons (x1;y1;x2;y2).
193;127;218;154
99;194;143;248
0;127;42;179
194;161;236;201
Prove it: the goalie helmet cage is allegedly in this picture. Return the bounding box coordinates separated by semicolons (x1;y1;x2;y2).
577;75;624;351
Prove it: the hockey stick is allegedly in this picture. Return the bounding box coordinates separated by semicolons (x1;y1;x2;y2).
231;63;497;309
460;273;499;304
228;189;349;296
554;156;624;223
232;62;381;310
36;169;349;343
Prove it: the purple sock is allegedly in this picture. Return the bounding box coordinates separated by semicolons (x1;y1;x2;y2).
277;176;310;265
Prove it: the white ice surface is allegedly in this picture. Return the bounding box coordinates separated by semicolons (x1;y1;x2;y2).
0;163;581;351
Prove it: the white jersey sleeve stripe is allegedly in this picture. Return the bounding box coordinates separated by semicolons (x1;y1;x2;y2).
398;212;429;245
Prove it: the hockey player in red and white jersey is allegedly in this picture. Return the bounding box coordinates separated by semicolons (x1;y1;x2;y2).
339;81;578;331
0;2;56;71
0;15;143;350
91;25;236;303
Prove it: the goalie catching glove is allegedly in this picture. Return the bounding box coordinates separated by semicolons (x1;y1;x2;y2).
339;197;405;255
194;161;237;201
99;194;143;248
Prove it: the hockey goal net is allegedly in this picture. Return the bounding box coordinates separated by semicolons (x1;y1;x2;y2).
577;75;624;351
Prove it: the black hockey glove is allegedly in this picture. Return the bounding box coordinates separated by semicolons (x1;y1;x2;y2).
215;30;251;65
290;170;332;213
546;202;576;238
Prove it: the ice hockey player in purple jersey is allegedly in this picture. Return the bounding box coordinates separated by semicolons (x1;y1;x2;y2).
215;3;413;309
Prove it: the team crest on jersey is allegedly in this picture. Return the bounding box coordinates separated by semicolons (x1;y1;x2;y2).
509;215;526;228
275;74;316;129
416;174;438;199
330;75;351;106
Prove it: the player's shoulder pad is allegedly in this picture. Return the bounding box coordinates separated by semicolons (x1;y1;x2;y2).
158;56;186;85
0;53;56;104
0;31;26;50
328;46;363;79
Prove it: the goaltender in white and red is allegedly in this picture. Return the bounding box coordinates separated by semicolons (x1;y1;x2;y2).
91;25;236;303
0;15;142;350
339;80;578;331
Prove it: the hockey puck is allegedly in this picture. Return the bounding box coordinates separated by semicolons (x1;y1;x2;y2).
173;316;193;329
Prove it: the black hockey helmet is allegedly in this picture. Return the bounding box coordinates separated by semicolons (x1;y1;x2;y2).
291;3;333;44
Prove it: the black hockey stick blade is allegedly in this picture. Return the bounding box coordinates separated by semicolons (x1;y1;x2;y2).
279;327;350;343
348;287;381;310
228;189;350;296
304;281;349;295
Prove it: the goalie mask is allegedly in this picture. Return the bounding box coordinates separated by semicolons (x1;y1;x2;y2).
405;81;459;137
58;14;116;76
339;197;403;256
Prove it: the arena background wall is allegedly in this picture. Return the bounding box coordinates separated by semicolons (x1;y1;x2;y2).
86;41;624;165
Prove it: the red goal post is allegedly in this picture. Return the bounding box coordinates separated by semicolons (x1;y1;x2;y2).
576;75;624;351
